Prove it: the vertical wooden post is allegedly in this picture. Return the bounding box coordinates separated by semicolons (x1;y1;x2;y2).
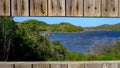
85;63;102;68
30;0;47;16
102;63;118;68
50;64;68;68
33;63;49;68
84;0;101;16
0;0;10;16
15;63;32;68
102;0;119;17
119;0;120;17
68;63;84;68
66;0;83;16
12;0;29;16
48;0;65;16
0;64;13;68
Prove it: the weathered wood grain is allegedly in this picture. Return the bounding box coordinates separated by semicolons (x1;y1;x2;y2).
117;63;120;68
0;0;10;16
66;0;83;16
15;64;31;68
102;63;118;68
33;63;49;68
0;64;13;68
30;0;47;16
1;0;120;17
48;0;65;16
68;63;84;68
102;0;119;17
119;0;120;17
85;63;102;68
0;62;120;68
84;0;101;16
12;0;29;16
50;64;67;68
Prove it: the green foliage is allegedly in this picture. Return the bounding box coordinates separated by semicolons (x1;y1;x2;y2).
48;40;69;61
0;17;17;61
64;53;120;61
65;52;85;61
85;23;120;30
49;22;83;32
0;17;69;61
17;21;83;32
83;54;120;60
10;26;69;61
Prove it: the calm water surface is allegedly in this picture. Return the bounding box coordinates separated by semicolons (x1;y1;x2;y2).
48;31;120;53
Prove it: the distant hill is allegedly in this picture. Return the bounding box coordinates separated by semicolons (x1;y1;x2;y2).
85;23;120;30
16;20;83;32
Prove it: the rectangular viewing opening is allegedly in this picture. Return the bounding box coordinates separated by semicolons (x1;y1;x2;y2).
1;17;120;61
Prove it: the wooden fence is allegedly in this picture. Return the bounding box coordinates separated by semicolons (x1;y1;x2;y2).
0;0;120;68
0;0;120;17
0;61;120;68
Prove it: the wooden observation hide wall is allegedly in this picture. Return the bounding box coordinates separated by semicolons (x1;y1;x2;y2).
0;0;120;17
0;0;120;68
0;62;120;68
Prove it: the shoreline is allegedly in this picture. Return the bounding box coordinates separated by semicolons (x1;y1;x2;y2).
51;30;120;33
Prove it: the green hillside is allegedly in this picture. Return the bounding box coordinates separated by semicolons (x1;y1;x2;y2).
16;20;83;32
85;23;120;30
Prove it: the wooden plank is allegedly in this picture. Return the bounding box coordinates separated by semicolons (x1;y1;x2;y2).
50;64;67;68
15;64;31;68
85;63;102;68
117;63;120;68
33;63;49;68
84;0;101;16
102;0;118;17
119;0;120;17
12;0;29;16
68;63;84;68
102;63;118;68
66;0;83;16
0;0;10;16
0;62;119;68
48;0;65;16
30;0;47;16
0;64;13;68
0;0;120;17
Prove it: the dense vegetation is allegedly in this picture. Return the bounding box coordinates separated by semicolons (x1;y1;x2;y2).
85;23;120;30
0;17;70;61
17;20;83;32
1;17;120;61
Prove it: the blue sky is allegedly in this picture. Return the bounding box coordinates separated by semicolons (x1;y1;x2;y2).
13;17;120;27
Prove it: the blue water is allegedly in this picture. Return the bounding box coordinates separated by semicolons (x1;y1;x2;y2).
48;31;120;53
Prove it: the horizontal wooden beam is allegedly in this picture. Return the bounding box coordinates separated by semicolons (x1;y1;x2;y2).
0;62;120;68
0;0;120;17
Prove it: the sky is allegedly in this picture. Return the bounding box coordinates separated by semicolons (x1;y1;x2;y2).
13;17;120;27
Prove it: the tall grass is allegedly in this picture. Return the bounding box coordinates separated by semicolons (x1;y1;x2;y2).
64;38;120;61
88;38;120;54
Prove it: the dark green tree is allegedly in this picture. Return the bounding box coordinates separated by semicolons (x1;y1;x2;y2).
0;17;16;61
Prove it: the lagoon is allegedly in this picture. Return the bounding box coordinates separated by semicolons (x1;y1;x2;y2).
48;31;120;53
